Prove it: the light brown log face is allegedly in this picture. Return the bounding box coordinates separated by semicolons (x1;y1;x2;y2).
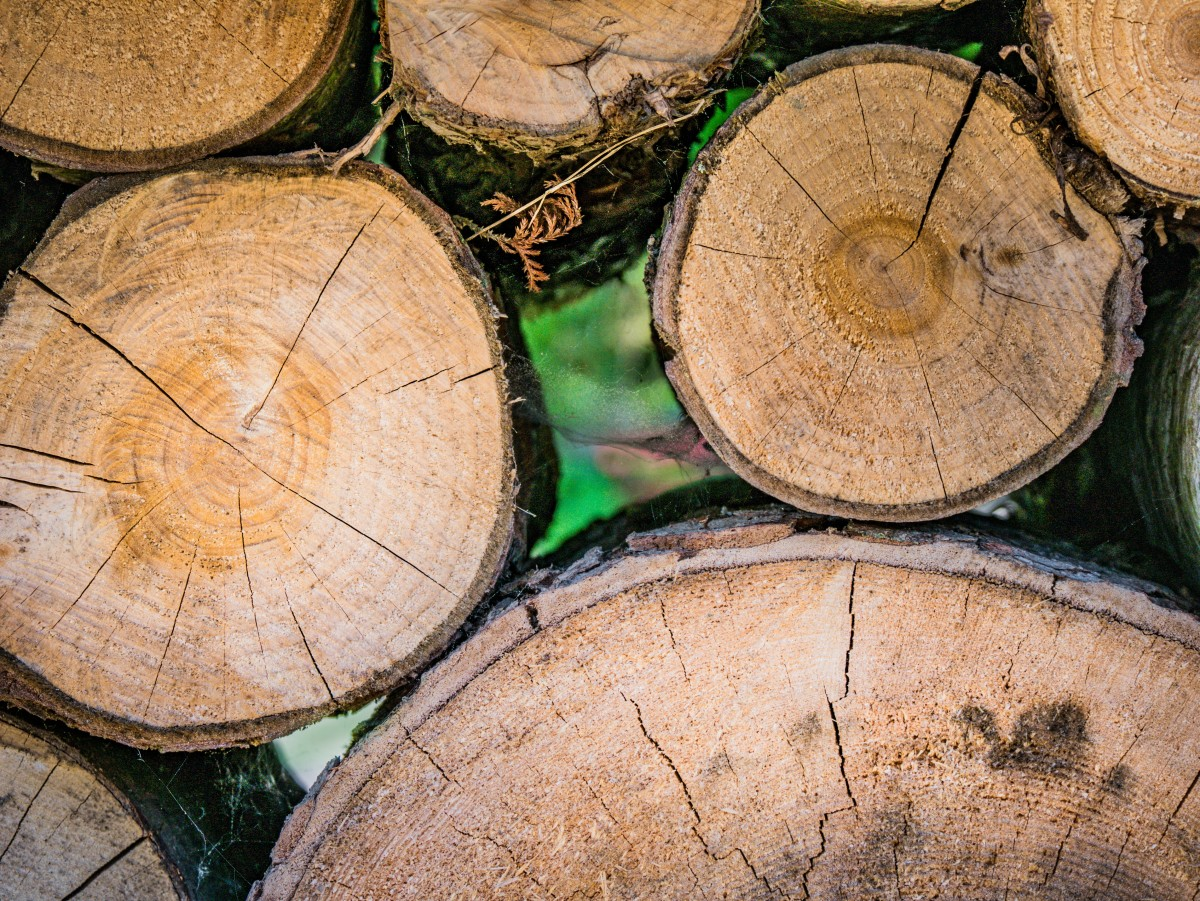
383;0;759;156
1032;0;1200;209
653;46;1142;521
0;711;181;900
0;0;353;171
0;160;516;750
256;519;1200;900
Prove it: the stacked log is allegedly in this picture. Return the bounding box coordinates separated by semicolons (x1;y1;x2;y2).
0;158;523;750
3;0;1200;894
0;0;373;172
382;0;761;159
652;45;1143;521
1029;0;1200;214
1097;281;1200;590
254;512;1200;899
0;706;300;900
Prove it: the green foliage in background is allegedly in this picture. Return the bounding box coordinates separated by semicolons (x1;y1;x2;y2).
520;258;715;555
688;87;756;164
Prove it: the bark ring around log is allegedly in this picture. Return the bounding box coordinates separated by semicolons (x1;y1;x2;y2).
0;158;521;751
652;45;1144;522
1029;0;1200;212
0;708;183;899
0;0;366;173
253;511;1200;899
381;0;761;158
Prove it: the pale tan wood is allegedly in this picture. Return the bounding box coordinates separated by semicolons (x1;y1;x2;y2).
653;45;1143;521
0;0;358;171
1030;0;1200;211
254;513;1200;900
0;158;518;750
0;710;181;900
382;0;759;157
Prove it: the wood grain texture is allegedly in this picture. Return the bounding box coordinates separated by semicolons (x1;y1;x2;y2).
653;45;1143;521
1030;0;1200;211
0;0;364;172
0;709;182;900
382;0;759;157
254;512;1200;899
0;158;518;750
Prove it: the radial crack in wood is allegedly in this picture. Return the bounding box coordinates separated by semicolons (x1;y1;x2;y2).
382;0;760;157
0;710;182;899
0;0;368;172
652;45;1144;521
1030;0;1200;212
0;158;519;751
252;512;1200;899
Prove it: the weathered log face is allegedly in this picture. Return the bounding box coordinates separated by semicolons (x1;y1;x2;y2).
1030;0;1200;211
0;710;182;899
653;45;1143;521
0;159;518;750
382;0;760;157
255;513;1200;900
0;0;366;172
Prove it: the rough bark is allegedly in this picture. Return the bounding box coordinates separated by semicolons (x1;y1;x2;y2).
652;44;1145;522
0;157;524;750
776;0;979;30
0;0;374;173
255;510;1200;899
387;115;689;305
1028;0;1200;215
0;705;302;900
381;0;760;159
1097;279;1200;593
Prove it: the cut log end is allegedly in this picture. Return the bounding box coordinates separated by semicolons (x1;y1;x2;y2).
0;710;182;900
0;0;358;171
383;0;760;157
0;159;517;750
1031;0;1200;210
254;514;1200;900
653;45;1142;521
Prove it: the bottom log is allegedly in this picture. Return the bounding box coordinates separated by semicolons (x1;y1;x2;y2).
255;512;1200;899
0;707;301;900
0;709;182;899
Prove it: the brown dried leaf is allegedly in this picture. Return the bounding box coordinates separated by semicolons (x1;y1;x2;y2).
479;183;583;292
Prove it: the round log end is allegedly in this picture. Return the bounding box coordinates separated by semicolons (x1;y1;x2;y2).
0;158;518;750
1030;0;1200;211
253;514;1200;899
652;45;1143;521
383;0;760;157
0;710;182;899
0;1;358;172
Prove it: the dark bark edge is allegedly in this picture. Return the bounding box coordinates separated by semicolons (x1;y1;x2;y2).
650;43;1145;523
0;156;525;751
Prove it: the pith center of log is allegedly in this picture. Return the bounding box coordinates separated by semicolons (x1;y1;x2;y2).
653;46;1142;521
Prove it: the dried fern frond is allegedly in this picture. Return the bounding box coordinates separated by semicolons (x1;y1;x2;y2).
479;183;583;292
